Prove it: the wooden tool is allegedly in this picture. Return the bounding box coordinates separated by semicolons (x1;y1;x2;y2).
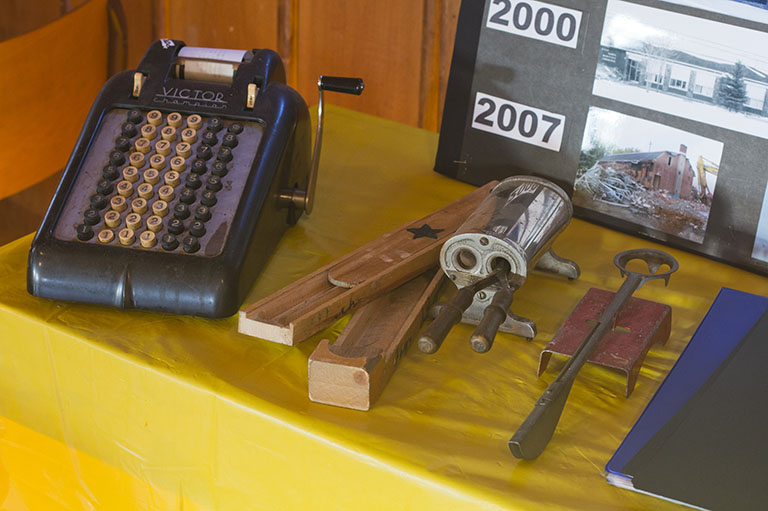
309;268;445;410
238;181;496;345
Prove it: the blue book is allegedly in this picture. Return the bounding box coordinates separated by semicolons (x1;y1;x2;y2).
605;288;768;506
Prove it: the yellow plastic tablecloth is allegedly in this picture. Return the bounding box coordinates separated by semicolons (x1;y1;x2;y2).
1;107;767;510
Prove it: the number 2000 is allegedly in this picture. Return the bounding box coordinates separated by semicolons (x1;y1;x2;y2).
487;0;582;49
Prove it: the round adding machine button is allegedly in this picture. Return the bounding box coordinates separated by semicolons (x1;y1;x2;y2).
151;200;169;217
109;150;125;166
179;188;197;204
97;229;114;243
139;230;157;248
140;124;157;140
182;235;200;253
173;202;190;220
104;210;122;228
137;183;154;199
194;205;211;222
167;112;183;128
149;154;166;170
187;114;203;130
161;126;177;141
110;195;127;212
83;208;101;225
161;233;178;251
125;213;142;231
123;166;140;183
135;137;152;154
76;223;93;241
189;220;206;237
167;218;184;235
121;122;137;138
131;197;147;214
127;109;143;124
175;142;192;158
102;165;120;181
146;215;164;232
146;110;163;126
118;227;135;246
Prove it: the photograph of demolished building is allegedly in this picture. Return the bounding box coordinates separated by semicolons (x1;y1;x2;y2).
594;0;768;140
575;107;724;244
752;184;768;263
661;0;768;25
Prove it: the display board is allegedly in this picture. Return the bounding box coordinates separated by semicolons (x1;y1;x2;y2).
436;0;768;275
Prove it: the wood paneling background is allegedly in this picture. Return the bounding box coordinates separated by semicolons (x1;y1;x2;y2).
132;0;461;131
0;0;461;244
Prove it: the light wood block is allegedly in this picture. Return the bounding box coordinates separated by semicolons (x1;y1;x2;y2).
308;268;445;410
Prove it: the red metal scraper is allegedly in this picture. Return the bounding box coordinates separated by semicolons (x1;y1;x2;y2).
538;288;671;397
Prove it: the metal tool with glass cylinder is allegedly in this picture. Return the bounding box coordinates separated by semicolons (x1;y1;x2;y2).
418;176;580;354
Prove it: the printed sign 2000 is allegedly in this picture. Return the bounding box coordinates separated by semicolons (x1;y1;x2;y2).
471;92;565;151
487;0;582;49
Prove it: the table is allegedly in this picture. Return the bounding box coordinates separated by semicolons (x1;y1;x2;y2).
2;106;766;510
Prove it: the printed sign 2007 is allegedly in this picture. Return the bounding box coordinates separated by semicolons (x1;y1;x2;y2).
487;0;582;48
471;92;565;152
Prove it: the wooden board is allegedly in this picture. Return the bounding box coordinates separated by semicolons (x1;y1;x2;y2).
309;268;445;410
238;181;496;345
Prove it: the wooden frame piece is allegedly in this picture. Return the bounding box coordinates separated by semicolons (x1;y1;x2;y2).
308;268;445;410
238;181;496;345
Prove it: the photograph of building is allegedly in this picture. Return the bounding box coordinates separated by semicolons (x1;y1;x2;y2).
661;0;768;24
752;184;768;263
593;0;768;139
575;107;723;244
597;145;695;200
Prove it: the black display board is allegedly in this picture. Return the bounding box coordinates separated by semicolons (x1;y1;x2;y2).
436;0;768;275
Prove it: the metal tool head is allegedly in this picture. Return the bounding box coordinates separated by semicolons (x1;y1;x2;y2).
614;248;679;288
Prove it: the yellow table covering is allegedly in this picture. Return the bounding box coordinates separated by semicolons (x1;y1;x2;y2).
1;107;767;510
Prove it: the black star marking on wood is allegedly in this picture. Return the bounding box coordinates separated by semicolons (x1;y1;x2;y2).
407;224;444;240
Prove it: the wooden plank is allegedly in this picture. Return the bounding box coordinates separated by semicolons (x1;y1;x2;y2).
239;182;496;345
294;0;427;127
308;268;445;410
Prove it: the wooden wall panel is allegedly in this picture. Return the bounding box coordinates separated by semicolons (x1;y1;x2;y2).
122;0;156;69
116;0;461;131
0;0;63;41
295;0;428;128
157;0;280;60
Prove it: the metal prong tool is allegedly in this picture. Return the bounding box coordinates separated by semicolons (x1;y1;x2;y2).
469;260;522;353
509;248;678;460
417;268;505;354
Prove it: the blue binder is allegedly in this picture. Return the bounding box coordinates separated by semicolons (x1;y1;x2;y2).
605;288;768;497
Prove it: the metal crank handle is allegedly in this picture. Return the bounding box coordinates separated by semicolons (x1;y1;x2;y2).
279;75;364;216
470;287;515;353
418;270;502;354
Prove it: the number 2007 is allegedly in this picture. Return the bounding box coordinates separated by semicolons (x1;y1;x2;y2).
471;93;565;151
487;0;582;49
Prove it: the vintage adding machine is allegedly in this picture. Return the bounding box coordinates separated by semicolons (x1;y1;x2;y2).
418;176;580;353
27;40;362;317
